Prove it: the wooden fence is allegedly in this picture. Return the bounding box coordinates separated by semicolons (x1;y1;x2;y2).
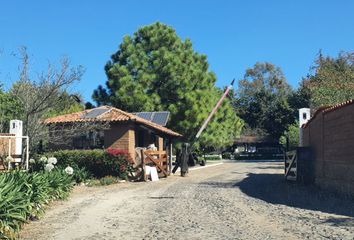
141;150;169;181
284;147;313;184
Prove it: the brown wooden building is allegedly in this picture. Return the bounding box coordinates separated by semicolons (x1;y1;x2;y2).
44;106;182;160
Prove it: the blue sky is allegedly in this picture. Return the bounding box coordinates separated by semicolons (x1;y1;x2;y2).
0;0;353;102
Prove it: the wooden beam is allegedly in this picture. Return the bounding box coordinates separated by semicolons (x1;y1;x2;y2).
141;149;147;181
168;142;173;175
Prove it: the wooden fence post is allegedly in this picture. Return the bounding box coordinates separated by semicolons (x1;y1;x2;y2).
141;149;146;181
168;142;173;175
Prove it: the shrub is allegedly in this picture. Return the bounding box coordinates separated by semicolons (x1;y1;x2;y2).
72;167;92;184
199;154;222;161
99;176;118;186
222;152;232;159
43;149;134;179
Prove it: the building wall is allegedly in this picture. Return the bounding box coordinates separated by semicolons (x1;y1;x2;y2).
303;103;354;196
48;125;73;150
104;122;136;159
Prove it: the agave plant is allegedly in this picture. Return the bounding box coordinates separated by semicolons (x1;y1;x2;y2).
0;169;74;239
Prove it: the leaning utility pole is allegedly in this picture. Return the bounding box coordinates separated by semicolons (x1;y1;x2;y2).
195;79;235;139
173;79;235;176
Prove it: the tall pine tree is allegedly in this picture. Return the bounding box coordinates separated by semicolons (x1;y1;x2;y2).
93;22;243;147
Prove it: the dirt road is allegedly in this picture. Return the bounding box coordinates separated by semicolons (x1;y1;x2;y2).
21;161;354;240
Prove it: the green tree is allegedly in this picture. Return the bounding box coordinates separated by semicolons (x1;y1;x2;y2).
288;79;311;119
306;51;354;109
0;85;23;132
234;62;294;140
45;92;84;118
279;121;300;150
93;22;243;147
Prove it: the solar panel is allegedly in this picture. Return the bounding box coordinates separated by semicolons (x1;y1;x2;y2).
152;112;170;126
134;111;170;126
82;108;110;119
137;112;153;121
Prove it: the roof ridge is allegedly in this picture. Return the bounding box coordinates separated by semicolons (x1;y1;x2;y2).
44;109;89;123
108;107;137;119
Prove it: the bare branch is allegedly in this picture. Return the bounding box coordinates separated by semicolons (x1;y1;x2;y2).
10;47;85;150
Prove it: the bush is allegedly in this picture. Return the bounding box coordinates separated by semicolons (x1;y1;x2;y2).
72;167;92;184
199;154;222;161
222;152;232;159
43;149;134;179
0;170;74;239
99;176;118;186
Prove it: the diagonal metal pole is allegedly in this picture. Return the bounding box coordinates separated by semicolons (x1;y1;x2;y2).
174;79;235;175
195;78;235;139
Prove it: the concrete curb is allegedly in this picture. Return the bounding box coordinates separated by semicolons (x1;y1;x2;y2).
173;162;224;174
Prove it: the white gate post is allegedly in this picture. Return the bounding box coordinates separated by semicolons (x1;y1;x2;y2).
299;108;311;147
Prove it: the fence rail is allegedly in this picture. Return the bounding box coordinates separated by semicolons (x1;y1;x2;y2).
285;150;297;181
141;149;168;181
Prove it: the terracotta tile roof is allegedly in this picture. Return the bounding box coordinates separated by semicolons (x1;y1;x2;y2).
322;99;354;114
44;106;182;137
302;99;354;128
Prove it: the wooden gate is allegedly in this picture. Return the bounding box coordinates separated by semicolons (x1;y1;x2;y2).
141;150;169;181
285;147;313;184
285;150;297;181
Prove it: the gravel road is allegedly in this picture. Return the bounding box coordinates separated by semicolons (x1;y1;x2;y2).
21;161;354;240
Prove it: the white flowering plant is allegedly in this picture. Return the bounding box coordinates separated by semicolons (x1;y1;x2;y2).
29;156;60;172
47;157;57;165
39;156;48;163
64;166;74;175
44;163;55;172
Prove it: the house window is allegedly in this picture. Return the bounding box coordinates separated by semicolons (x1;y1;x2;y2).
72;130;104;149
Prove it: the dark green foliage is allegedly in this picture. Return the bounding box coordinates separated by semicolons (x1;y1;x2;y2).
199;155;222;161
0;170;74;239
71;167;92;184
280;122;300;151
44;92;84;118
45;149;134;179
0;86;23;133
288;80;311;118
221;152;232;159
234;153;284;160
305;51;354;109
93;22;243;148
234;62;294;140
84;101;95;110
